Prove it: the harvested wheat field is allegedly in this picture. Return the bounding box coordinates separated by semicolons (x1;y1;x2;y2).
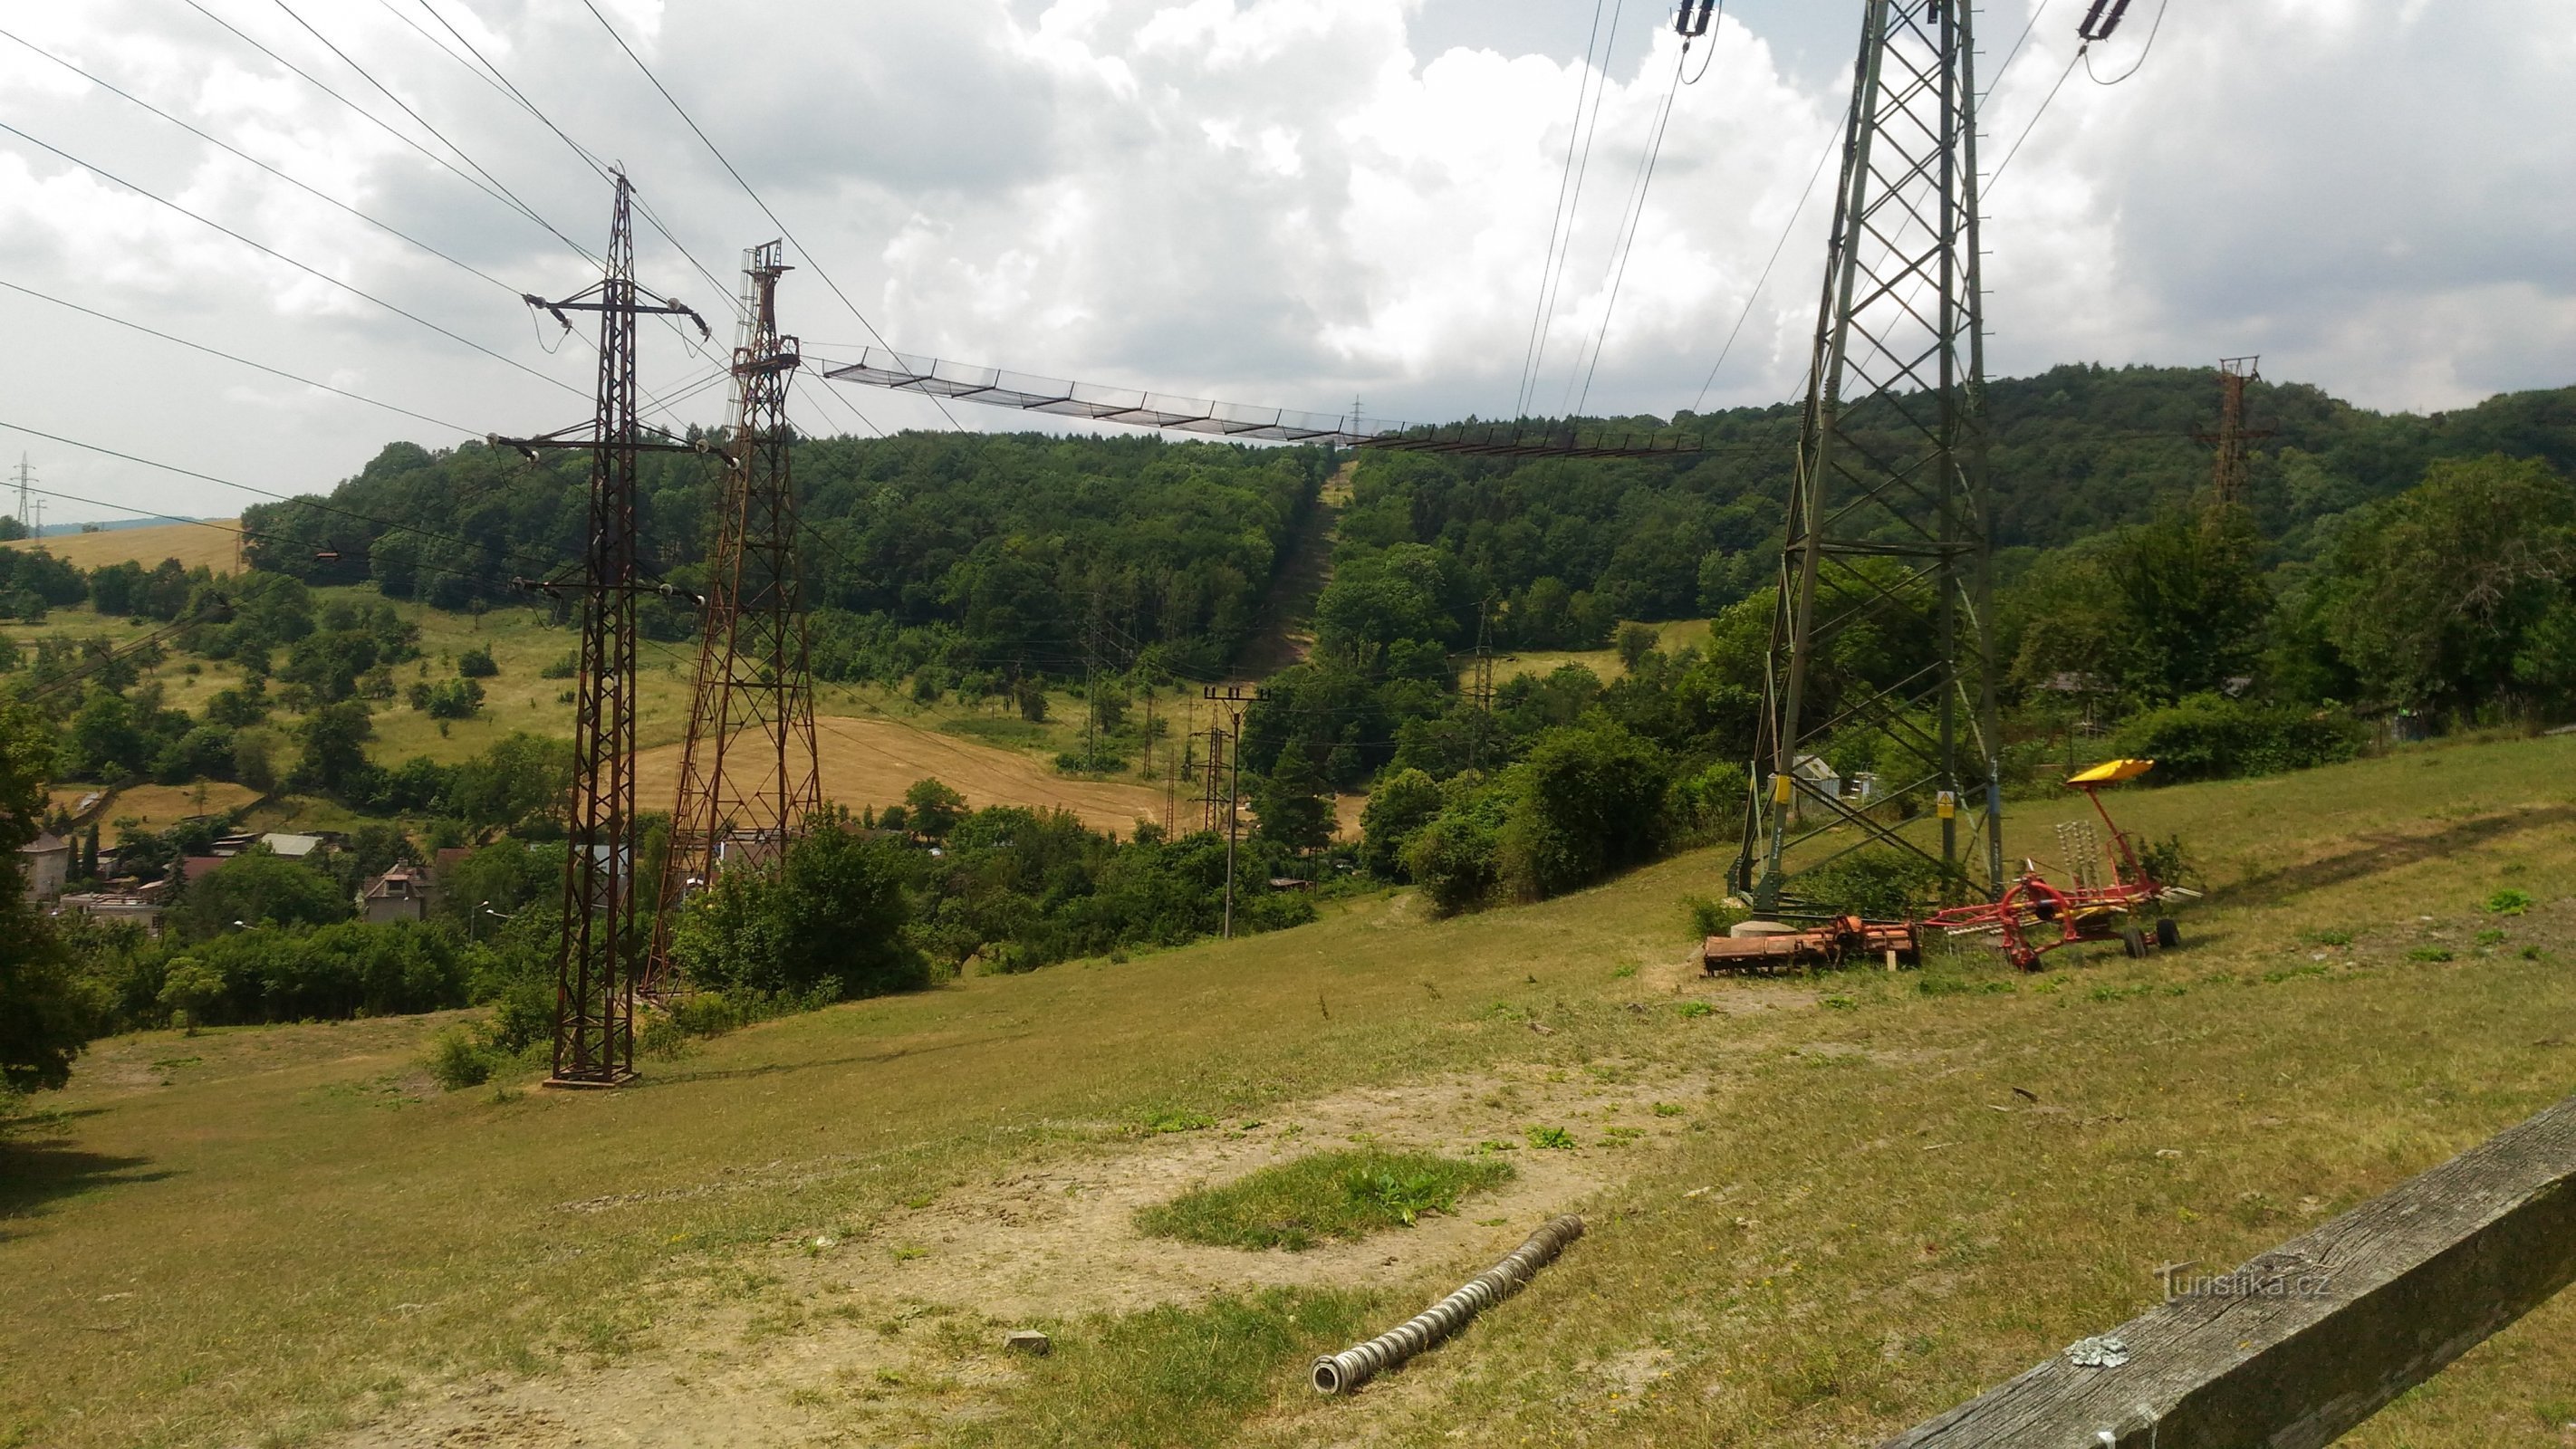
3;519;240;574
632;714;1168;834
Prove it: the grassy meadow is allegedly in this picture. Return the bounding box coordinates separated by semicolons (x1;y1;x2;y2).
5;731;2574;1446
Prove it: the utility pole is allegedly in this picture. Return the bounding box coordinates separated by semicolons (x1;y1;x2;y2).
648;241;820;1000
1736;0;2003;915
1203;683;1256;936
495;171;710;1087
2202;356;2269;509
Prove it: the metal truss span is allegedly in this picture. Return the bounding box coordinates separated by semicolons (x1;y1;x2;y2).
818;347;1706;460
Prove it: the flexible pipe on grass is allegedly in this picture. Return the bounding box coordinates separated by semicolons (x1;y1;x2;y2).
1311;1214;1585;1396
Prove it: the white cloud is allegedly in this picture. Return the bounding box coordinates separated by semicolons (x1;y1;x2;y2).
0;0;2566;526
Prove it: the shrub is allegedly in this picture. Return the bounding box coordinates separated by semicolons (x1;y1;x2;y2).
669;810;927;1000
457;647;498;678
1497;723;1674;902
1793;848;1969;920
425;1024;495;1089
2110;694;2360;782
1358;767;1442;880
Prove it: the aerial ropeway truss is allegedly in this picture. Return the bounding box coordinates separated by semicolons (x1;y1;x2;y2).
819;347;1708;460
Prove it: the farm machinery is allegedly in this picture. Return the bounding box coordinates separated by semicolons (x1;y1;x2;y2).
1705;759;2194;974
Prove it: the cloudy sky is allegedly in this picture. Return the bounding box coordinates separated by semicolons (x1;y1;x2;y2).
0;0;2569;527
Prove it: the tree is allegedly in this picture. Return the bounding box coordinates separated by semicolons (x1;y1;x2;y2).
1254;739;1333;854
65;688;148;782
171;850;352;940
1359;767;1442;879
1497;722;1674;902
447;733;572;836
670;810;925;999
293;702;375;796
0;701;98;1089
1614;622;1661;673
2323;456;2576;715
903;778;966;841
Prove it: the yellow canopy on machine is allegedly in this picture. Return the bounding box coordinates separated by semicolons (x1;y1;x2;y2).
2067;758;2156;785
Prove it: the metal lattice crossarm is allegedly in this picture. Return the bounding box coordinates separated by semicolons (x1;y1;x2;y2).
818;347;1708;460
1735;0;2004;915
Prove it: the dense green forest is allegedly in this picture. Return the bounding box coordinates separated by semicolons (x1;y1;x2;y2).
5;363;2574;1094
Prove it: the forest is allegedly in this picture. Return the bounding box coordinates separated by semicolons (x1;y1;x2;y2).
4;363;2573;1093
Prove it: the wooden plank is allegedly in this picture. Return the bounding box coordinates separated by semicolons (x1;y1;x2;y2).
1884;1092;2576;1448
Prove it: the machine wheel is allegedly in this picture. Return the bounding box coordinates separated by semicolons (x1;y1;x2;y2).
2156;917;2183;950
2121;925;2148;959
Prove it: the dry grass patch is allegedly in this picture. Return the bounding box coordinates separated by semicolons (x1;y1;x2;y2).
2;519;241;572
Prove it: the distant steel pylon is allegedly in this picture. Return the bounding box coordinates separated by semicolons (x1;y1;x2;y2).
1735;0;2004;915
2207;356;2266;508
495;171;711;1087
647;241;821;999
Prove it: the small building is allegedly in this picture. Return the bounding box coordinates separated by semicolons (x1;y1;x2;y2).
18;832;70;902
359;865;434;926
56;891;164;936
261;833;326;860
181;856;226;887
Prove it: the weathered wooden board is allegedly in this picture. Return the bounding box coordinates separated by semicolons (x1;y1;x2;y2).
1884;1092;2576;1448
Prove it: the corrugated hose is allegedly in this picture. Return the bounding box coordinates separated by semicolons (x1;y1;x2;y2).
1310;1214;1585;1396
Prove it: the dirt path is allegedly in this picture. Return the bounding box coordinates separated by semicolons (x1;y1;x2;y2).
1234;463;1350;678
330;1056;1725;1448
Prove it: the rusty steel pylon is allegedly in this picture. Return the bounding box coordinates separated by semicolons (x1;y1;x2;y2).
498;171;709;1087
2207;356;2265;508
1735;0;2004;915
646;242;822;997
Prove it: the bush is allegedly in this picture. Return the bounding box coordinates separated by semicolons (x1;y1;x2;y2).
2110;694;2361;782
457;647;498;678
425;1024;496;1089
1793;848;1970;920
1496;723;1673;902
1359;768;1442;880
670;810;927;1000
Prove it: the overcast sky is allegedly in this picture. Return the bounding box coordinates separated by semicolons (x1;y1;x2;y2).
1;0;2569;527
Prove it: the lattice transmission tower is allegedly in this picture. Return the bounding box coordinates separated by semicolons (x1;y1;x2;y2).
1735;0;2004;914
646;241;822;999
497;172;710;1086
2206;356;2266;508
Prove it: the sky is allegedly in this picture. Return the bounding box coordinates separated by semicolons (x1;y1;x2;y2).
0;0;2569;527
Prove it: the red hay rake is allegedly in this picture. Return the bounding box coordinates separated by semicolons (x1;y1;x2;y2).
1926;758;2196;970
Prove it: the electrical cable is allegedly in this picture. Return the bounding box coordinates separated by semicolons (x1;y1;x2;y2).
1513;0;1612;424
0;119;589;404
1570;42;1687;421
575;0;968;434
1687;103;1846;416
1983;0;2054;101
390;0;745;321
1519;0;1629;425
264;0;599;265
0;25;522;300
179;1;582;264
2082;0;2171;84
0;281;482;438
1679;2;1724;86
1988;47;2083;189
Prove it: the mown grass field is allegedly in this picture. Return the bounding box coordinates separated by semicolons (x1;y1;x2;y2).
1476;617;1716;687
5;732;2574;1447
1;520;242;574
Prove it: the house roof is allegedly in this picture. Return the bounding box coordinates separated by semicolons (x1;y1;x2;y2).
182;856;226;883
362;865;430;900
20;832;68;855
262;833;325;859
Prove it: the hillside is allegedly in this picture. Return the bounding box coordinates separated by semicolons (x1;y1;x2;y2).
0;518;239;573
6;731;2573;1447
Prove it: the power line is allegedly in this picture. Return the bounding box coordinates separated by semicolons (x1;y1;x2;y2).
0;24;523;300
1514;0;1612;424
264;0;598;264
1570;43;1687;420
0;281;481;438
1988;48;2084;188
0;119;589;403
1519;0;1629;424
1687;104;1844;416
387;0;745;320
2082;0;2173;84
1983;0;2055;100
179;1;577;261
575;0;969;433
